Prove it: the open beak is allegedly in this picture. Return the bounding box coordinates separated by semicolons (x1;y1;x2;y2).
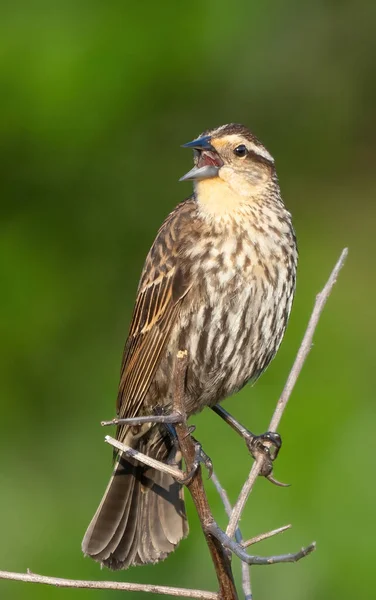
179;135;222;182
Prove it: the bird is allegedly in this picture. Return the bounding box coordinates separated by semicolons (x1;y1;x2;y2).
81;123;298;570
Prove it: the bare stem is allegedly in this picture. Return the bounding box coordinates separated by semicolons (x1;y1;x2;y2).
226;248;348;540
0;570;217;599
211;472;252;599
207;524;316;566
101;413;182;427
269;248;348;432
242;525;292;548
105;435;186;480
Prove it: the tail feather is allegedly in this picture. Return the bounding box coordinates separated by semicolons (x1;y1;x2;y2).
82;428;188;570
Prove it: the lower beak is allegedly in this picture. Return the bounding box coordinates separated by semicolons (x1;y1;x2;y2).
179;165;219;182
180;134;222;182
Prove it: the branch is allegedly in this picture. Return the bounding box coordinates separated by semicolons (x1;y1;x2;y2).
207;524;316;565
210;472;313;593
173;351;238;600
226;248;348;540
0;570;217;599
105;435;186;480
211;476;290;599
269;247;349;432
211;472;252;599
242;524;291;548
101;414;182;427
0;251;347;600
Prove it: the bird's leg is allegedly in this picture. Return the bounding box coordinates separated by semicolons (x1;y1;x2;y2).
165;423;213;483
211;405;281;460
211;405;288;487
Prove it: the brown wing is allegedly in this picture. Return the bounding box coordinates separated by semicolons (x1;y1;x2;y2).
116;201;194;436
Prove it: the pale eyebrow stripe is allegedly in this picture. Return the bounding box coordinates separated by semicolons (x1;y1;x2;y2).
211;133;275;164
246;142;274;164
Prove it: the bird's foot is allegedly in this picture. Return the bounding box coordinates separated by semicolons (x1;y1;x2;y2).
246;430;282;463
166;424;213;483
179;440;213;484
246;431;289;487
193;440;213;479
211;405;289;487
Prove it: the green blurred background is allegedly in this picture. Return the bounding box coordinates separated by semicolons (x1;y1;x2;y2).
1;1;375;599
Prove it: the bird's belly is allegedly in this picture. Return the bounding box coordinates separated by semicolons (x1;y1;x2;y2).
151;259;294;418
182;295;253;411
180;279;286;415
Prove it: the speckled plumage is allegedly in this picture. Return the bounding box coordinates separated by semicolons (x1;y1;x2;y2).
82;123;298;570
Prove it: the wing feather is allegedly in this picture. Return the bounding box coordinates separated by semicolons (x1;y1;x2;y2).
115;202;194;440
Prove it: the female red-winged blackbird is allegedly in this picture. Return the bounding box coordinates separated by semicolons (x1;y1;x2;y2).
82;123;298;569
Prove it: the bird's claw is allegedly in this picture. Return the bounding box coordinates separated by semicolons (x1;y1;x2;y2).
182;424;196;438
246;431;289;487
179;441;213;484
246;431;282;462
198;446;213;479
266;473;291;488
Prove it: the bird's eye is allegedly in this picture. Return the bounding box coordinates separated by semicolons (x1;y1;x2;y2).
234;144;248;157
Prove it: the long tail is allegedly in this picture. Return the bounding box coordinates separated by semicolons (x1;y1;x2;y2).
82;427;188;570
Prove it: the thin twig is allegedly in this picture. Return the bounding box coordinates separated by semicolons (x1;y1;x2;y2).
226;248;348;540
269;248;348;432
104;436;186;480
242;525;292;548
207;524;316;566
173;351;239;600
211;472;252;599
101;413;182;427
0;571;217;599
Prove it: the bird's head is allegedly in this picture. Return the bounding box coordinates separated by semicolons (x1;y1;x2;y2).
180;124;277;211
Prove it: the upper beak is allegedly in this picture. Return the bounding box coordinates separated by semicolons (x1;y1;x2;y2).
179;135;220;182
181;135;214;151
